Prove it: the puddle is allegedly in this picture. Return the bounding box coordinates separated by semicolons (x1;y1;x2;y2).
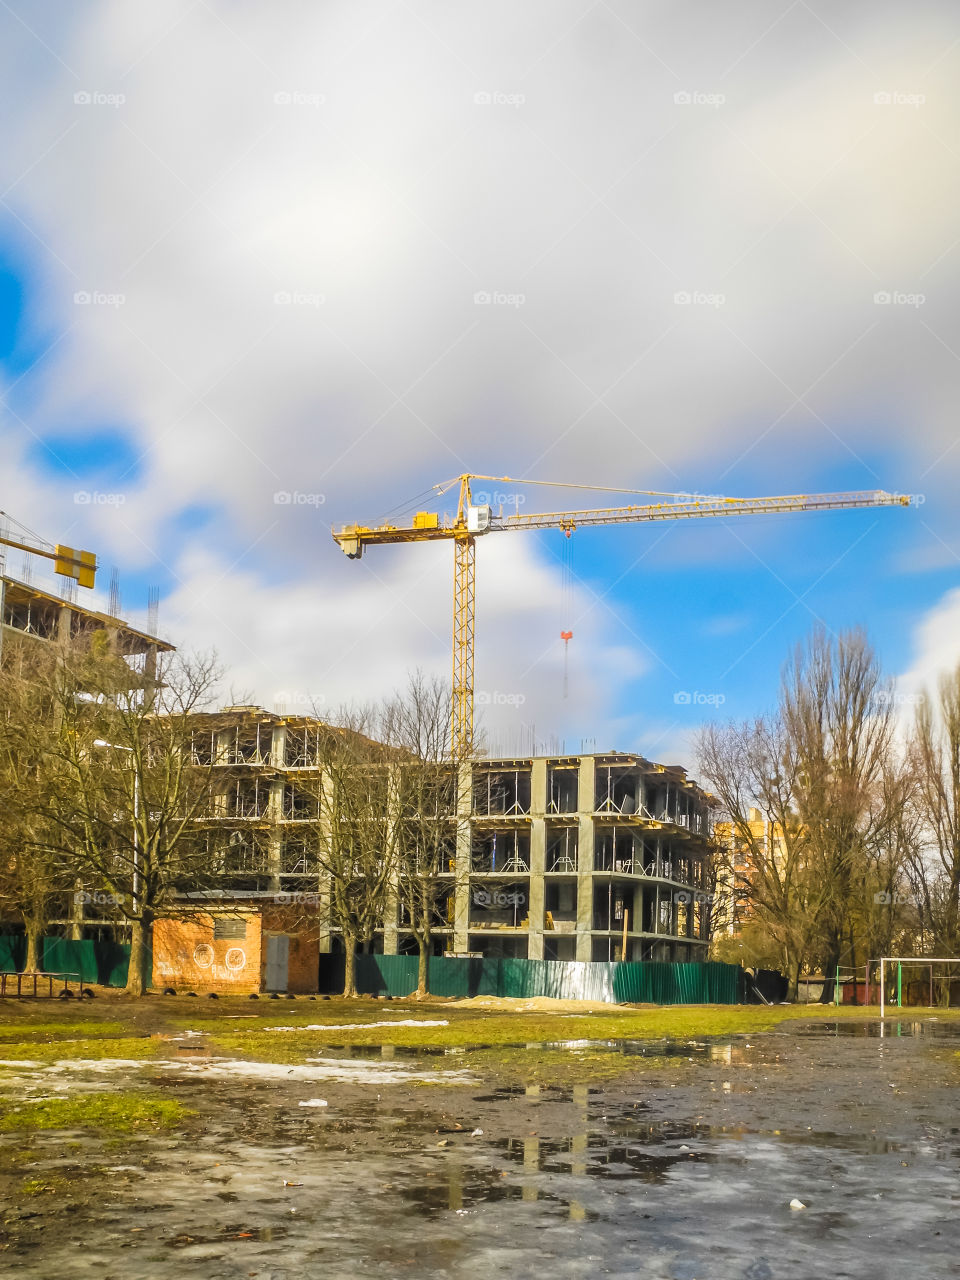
3;1027;960;1277
794;1019;960;1039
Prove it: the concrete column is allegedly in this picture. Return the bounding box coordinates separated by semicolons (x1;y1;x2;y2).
267;723;285;892
527;757;547;959
453;761;472;953
575;756;595;962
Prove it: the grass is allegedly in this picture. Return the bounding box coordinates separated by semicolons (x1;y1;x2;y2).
0;1092;194;1133
20;1174;70;1196
0;997;954;1072
0;1036;161;1063
202;1002;910;1063
0;1021;130;1041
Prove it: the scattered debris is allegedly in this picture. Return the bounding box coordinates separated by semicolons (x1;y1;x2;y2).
298;1099;328;1108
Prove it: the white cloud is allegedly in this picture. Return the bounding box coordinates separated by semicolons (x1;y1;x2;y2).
3;1;960;753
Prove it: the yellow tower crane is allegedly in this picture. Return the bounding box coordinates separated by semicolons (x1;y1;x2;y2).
333;475;911;760
0;510;97;588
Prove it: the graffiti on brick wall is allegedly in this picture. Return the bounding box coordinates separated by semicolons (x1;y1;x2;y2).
155;938;249;983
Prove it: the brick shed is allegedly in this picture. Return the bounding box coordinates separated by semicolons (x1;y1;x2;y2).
152;905;320;994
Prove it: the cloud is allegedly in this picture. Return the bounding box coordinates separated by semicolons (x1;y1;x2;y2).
2;1;960;749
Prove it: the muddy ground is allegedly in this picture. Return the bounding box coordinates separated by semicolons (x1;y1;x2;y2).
2;1001;959;1278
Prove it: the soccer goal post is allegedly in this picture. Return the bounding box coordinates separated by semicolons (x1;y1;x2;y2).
876;957;960;1016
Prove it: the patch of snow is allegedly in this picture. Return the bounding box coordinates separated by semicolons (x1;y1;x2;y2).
263;1020;448;1032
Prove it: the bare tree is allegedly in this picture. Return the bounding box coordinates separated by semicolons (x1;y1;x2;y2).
309;710;397;998
698;715;826;996
782;627;895;998
0;637;74;969
380;673;457;997
38;637;222;995
913;665;960;951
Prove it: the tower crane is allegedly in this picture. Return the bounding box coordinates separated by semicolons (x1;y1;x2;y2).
0;510;97;663
0;510;97;588
333;475;911;759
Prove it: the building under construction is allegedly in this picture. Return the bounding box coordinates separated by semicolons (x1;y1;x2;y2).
154;706;714;992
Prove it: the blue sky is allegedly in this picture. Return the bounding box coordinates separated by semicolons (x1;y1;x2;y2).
2;1;959;763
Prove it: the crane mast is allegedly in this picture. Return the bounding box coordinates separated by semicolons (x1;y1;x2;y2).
334;474;911;759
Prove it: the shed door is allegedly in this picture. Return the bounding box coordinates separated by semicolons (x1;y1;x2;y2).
265;934;289;992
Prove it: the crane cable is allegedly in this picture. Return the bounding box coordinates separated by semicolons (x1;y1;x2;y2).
560;527;574;699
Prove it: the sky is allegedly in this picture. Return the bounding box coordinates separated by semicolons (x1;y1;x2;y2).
1;0;959;765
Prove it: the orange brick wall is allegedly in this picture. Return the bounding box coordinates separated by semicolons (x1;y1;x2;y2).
152;908;320;994
153;914;263;994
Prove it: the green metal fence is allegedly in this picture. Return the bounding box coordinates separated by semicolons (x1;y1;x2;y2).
0;935;26;974
41;938;132;987
0;936;131;987
318;954;743;1004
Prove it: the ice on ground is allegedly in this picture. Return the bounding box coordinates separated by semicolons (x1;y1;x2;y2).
262;1020;449;1032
